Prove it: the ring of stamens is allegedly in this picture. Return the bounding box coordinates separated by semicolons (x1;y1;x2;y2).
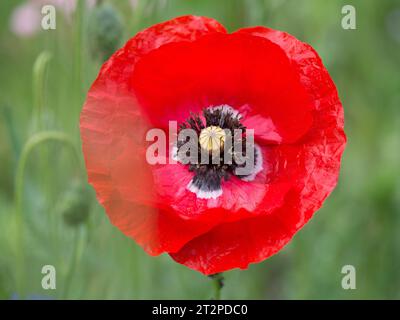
176;105;261;199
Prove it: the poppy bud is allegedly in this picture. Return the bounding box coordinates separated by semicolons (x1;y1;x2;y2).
88;3;124;61
60;181;91;227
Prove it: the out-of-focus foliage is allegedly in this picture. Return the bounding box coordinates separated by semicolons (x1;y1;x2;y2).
0;0;399;299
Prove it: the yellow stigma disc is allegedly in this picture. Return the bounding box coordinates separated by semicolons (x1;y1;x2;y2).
199;126;226;152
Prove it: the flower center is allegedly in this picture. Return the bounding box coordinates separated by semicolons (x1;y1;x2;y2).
199;126;226;152
176;105;262;199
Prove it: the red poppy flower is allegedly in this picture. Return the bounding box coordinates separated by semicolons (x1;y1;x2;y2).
80;15;346;275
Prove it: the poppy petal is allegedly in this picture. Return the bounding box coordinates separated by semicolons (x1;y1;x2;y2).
81;16;227;255
131;32;314;143
170;191;302;275
170;27;346;274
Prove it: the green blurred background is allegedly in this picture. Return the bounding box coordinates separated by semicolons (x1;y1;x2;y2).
0;0;399;299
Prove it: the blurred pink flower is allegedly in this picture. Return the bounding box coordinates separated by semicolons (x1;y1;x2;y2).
10;2;41;37
10;0;97;37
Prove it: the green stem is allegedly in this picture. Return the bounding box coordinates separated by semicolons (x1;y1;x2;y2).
32;51;53;227
62;226;85;299
74;0;85;98
32;51;52;130
209;273;224;300
14;131;82;296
